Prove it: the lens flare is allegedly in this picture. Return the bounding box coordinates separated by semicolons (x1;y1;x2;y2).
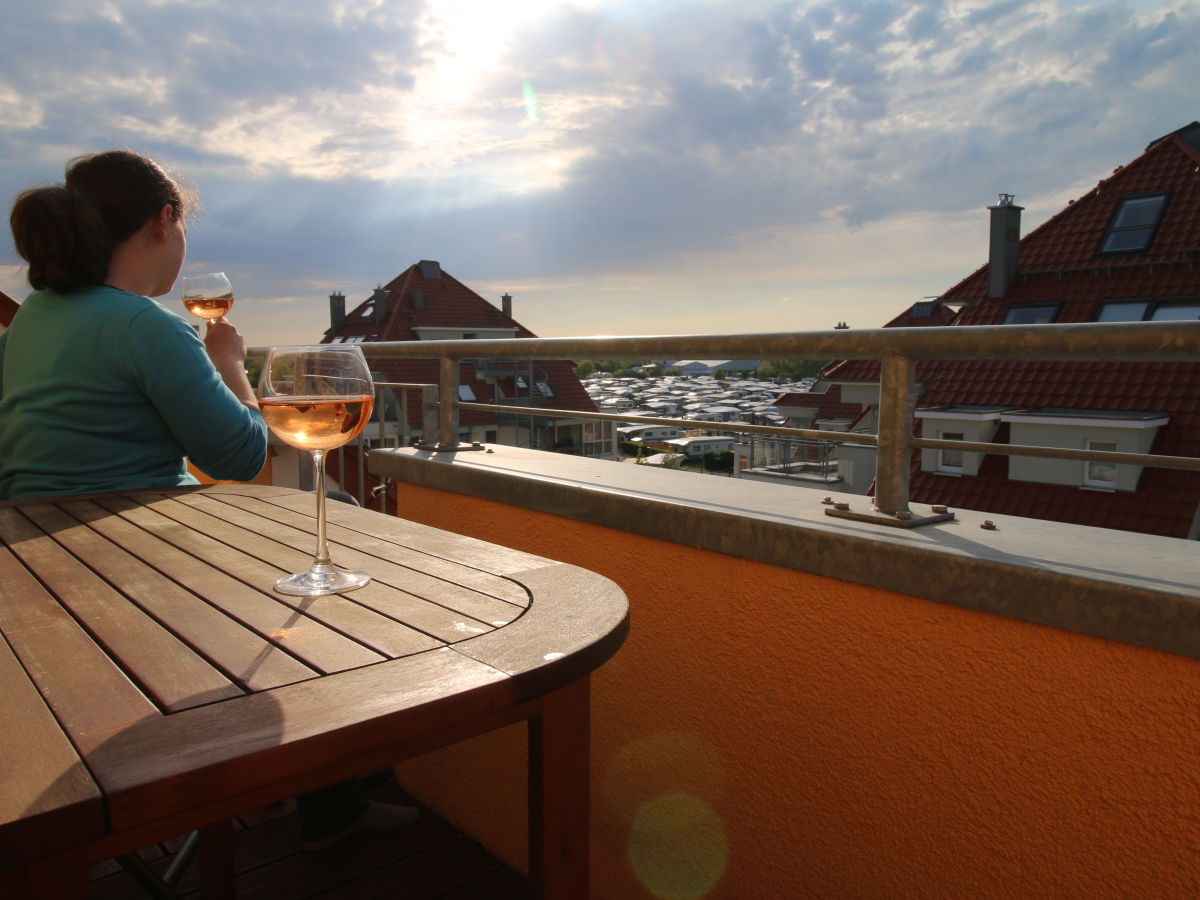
602;731;725;820
628;791;728;900
602;732;728;897
522;80;539;121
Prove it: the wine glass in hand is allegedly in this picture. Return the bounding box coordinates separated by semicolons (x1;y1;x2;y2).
181;272;234;322
258;345;375;596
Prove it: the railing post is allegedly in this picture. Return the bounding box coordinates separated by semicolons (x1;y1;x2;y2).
874;355;917;514
421;385;439;446
400;388;410;448
438;357;460;448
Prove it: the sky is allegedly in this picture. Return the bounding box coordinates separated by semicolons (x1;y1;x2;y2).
1;0;1197;347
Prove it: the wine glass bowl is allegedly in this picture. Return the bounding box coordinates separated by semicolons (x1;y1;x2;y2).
259;345;375;596
181;272;234;321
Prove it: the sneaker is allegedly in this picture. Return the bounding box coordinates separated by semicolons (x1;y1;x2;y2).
299;801;420;851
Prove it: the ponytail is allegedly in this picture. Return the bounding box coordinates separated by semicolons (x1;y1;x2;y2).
11;185;112;292
8;150;194;294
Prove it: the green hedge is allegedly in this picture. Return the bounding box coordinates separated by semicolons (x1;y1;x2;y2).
703;450;734;471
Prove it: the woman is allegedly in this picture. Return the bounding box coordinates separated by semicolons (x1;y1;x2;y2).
0;150;265;499
0;149;415;850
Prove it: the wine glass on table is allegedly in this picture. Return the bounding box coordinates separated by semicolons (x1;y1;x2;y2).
181;272;234;322
258;345;376;596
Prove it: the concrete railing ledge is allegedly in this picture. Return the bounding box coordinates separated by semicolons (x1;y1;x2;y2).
370;445;1200;661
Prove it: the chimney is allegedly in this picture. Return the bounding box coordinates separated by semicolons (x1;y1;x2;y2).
501;292;512;318
417;259;442;279
988;193;1023;298
371;285;389;324
329;291;345;330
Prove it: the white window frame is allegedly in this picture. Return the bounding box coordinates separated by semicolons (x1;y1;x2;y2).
1084;439;1119;490
938;431;964;474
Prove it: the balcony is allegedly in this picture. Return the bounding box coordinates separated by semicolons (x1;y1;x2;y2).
264;323;1200;898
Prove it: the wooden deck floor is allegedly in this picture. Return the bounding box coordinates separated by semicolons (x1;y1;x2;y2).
86;780;529;899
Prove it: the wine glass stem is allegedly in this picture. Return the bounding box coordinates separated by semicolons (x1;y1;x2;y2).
310;449;333;570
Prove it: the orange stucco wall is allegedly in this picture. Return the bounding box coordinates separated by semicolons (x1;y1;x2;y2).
392;483;1200;899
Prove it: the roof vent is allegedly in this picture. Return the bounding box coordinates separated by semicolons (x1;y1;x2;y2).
411;290;425;310
417;260;442;279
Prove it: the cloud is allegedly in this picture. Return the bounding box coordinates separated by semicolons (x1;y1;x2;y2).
1;0;427;175
1;0;1197;345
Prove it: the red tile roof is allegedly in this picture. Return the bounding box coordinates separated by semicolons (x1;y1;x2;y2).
0;290;19;328
775;385;866;426
823;300;960;382
322;262;596;429
833;123;1200;537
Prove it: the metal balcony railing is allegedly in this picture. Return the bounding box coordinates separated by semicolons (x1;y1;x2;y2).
255;321;1200;525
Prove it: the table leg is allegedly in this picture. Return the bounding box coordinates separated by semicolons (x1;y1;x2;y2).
0;848;87;898
198;819;235;899
528;675;591;900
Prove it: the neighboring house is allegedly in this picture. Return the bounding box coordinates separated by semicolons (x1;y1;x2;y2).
665;436;735;459
322;260;607;456
822;122;1200;539
618;425;682;443
774;382;868;433
763;381;876;491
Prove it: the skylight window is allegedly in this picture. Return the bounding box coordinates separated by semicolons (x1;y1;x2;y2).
1002;303;1060;325
1100;192;1169;254
1097;297;1200;322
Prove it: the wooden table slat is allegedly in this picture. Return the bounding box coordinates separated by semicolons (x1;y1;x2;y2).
53;500;319;693
91;496;386;674
263;489;557;583
177;492;528;626
207;492;531;608
1;506;239;714
130;495;451;659
0;528;160;745
0;630;105;865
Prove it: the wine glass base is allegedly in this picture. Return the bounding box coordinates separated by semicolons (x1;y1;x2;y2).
273;569;371;597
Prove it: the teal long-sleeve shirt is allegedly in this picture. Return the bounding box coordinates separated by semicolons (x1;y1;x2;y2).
0;286;267;500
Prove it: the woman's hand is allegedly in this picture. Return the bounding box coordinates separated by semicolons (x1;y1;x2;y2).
204;318;258;409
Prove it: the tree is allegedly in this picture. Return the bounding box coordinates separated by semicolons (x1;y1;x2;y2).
758;359;829;381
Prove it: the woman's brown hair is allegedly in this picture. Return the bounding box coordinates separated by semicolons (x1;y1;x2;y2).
9;150;195;294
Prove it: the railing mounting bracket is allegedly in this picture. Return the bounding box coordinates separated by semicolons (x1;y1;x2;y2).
414;442;488;453
825;505;956;529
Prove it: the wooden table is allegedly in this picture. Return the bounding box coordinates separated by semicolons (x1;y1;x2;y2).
0;484;628;898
